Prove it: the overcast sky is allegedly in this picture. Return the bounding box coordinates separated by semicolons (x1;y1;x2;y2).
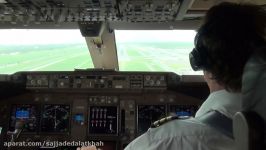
0;29;196;45
115;30;196;43
0;29;85;45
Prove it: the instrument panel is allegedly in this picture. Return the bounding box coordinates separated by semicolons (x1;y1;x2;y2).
0;0;181;26
41;104;71;133
0;71;208;150
26;71;172;89
137;105;166;135
9;105;38;133
88;106;118;135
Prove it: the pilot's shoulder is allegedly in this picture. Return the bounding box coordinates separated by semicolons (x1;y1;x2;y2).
150;115;200;129
148;116;206;138
125;117;208;150
151;115;182;128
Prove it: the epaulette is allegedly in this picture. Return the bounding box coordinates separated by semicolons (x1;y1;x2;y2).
151;116;180;128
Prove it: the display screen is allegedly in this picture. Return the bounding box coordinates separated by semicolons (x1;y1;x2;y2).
137;105;166;134
73;113;85;125
41;104;70;133
9;105;38;132
169;105;198;118
88;106;118;135
16;110;30;119
74;114;84;121
175;111;191;117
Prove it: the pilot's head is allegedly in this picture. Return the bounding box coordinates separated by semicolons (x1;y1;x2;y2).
189;2;266;92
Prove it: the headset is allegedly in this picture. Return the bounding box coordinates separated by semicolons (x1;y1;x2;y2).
189;48;204;71
189;28;210;71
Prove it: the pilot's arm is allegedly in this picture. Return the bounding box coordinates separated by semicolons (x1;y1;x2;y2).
124;119;194;150
124;116;235;150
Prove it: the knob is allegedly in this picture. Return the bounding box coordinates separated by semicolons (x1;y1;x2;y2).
150;80;154;85
60;82;64;86
30;80;36;85
37;80;42;85
145;76;151;80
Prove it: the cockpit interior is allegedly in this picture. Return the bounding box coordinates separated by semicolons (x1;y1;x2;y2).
0;0;265;150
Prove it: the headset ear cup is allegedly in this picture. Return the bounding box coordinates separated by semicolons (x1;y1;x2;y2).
189;48;203;71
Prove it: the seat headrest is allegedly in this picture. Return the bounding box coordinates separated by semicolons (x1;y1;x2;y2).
242;54;266;120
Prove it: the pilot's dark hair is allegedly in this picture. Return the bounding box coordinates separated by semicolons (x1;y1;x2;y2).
195;2;266;92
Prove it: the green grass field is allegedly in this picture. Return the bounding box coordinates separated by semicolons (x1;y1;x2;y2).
0;42;198;75
117;42;196;74
0;44;93;74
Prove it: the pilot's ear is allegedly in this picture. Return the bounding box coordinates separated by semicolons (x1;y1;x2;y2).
203;70;213;81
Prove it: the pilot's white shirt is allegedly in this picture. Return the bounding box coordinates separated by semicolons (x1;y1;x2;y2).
125;90;242;150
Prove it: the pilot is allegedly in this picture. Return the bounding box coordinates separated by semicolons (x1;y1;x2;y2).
124;2;266;150
77;146;97;150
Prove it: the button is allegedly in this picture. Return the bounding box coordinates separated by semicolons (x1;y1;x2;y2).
34;97;40;102
113;97;118;103
169;98;174;102
130;130;134;134
150;80;154;85
60;82;64;86
100;79;104;83
130;111;134;115
129;104;134;109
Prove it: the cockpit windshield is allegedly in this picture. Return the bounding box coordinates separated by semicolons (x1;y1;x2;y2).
1;29;201;75
115;30;201;75
0;29;93;74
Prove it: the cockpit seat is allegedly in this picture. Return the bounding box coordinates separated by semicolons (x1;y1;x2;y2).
233;54;266;150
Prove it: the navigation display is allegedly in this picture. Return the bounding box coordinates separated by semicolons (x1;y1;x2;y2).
41;104;70;133
137;105;166;134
